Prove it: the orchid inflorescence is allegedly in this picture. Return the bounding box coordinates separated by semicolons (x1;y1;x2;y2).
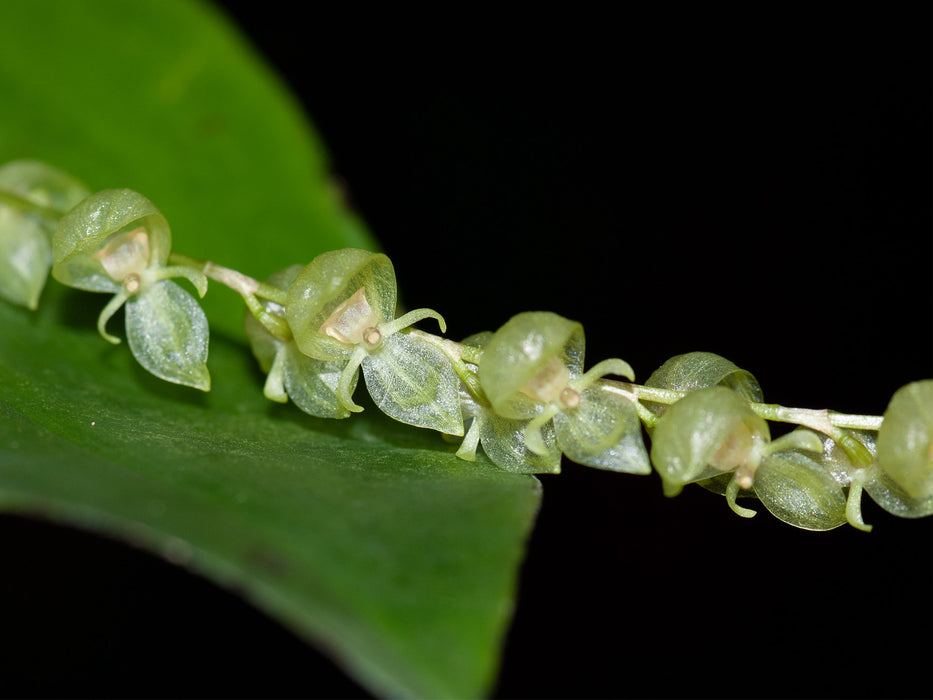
2;159;932;532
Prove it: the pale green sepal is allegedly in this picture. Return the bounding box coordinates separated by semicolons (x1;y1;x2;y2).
863;465;933;519
96;288;132;344
263;345;288;403
456;418;482;462
0;209;50;309
361;332;463;435
124;280;210;391
725;475;757;518
284;344;354;419
876;380;933;499
337;346;367;413
753;451;847;531
644;351;763;417
555;384;650;474
481;414;561;474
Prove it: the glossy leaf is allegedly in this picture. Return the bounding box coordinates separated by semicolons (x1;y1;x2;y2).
0;2;541;698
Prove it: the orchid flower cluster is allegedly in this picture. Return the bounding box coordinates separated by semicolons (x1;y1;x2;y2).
2;160;932;532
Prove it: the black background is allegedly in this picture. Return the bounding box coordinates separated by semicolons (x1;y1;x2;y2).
3;3;931;698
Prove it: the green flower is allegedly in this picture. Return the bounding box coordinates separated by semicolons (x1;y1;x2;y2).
52;189;210;390
285;249;463;435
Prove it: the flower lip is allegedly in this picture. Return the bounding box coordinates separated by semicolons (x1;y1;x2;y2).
320;287;381;345
93;227;151;283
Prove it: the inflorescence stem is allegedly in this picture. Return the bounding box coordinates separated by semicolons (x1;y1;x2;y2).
167;252;290;340
406;333;885;437
164;251;888;439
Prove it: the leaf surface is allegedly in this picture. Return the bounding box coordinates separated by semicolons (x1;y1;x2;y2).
0;1;540;697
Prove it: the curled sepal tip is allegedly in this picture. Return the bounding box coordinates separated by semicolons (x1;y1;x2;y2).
844;472;873;533
337;347;367;413
96;288;132;344
725;474;757;518
125;280;210;391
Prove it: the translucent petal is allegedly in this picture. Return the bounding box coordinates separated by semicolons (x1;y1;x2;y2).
753;451;847;531
362;332;463;435
286;248;396;361
0;207;50;309
124;280;210;391
554;383;650;474
644;351;762;416
479;311;585;420
284;344;355;419
650;386;769;496
876;380;933;499
481;413;561;474
52;189;171;292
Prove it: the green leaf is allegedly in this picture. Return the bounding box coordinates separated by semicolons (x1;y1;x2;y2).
0;1;541;697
